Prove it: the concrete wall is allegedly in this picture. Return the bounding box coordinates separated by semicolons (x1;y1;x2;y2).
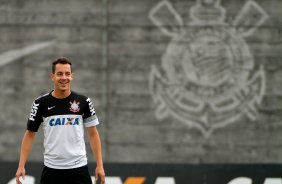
0;0;281;164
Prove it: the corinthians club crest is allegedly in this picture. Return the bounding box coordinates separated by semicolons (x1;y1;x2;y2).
149;0;268;137
70;100;80;113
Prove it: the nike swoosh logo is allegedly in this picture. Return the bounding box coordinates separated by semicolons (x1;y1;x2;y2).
0;40;55;68
48;106;55;110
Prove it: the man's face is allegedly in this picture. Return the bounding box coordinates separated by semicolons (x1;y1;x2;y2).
51;64;73;92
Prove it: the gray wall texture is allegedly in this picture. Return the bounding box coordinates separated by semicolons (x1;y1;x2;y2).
0;0;281;164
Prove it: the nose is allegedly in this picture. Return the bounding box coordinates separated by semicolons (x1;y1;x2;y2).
62;74;67;79
59;74;68;80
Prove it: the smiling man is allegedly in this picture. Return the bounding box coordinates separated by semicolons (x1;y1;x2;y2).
15;57;105;184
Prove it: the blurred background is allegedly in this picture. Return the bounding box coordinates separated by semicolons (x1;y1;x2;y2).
0;0;282;183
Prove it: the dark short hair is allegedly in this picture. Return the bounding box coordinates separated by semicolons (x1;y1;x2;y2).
52;57;72;73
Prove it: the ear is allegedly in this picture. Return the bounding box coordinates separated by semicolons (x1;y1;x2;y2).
71;72;74;80
50;73;54;81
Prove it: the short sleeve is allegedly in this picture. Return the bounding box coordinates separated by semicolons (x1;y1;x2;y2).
83;97;99;127
27;99;43;132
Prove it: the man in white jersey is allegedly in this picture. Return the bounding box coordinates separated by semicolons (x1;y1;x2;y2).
15;57;105;184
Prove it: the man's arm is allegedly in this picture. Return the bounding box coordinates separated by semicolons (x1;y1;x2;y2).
87;126;105;184
15;130;36;184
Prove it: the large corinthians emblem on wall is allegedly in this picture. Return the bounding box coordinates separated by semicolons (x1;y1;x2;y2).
149;0;268;137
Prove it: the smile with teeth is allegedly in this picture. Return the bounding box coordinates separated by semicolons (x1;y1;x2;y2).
59;80;68;86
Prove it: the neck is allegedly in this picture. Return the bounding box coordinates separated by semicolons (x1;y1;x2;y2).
52;89;71;99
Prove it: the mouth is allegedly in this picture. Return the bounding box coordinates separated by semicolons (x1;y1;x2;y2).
59;80;69;86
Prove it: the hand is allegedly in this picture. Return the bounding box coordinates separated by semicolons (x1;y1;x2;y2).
95;166;105;184
15;167;25;184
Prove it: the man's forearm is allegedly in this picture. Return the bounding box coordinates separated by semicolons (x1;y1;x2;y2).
18;130;36;167
87;127;103;167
